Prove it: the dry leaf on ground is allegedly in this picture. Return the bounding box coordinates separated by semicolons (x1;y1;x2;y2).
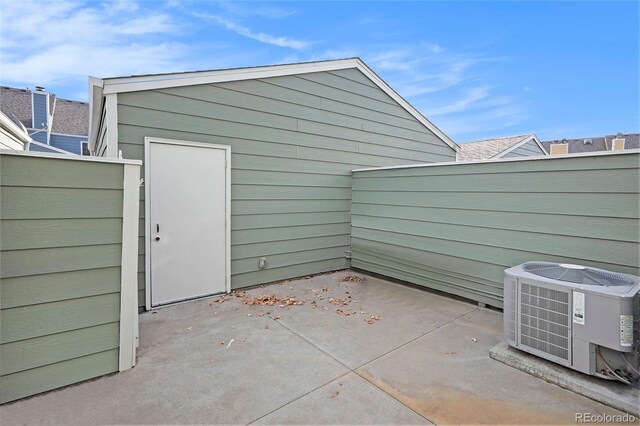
338;275;365;282
336;308;357;316
365;315;381;325
231;290;246;298
330;391;339;398
329;298;350;306
242;295;304;306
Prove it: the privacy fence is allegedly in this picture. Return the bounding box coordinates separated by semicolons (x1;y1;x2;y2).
351;151;640;308
0;151;141;403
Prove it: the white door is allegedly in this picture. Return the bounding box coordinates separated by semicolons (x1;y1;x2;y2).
146;139;229;307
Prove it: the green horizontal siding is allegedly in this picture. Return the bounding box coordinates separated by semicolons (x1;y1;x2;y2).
1;267;121;309
0;349;119;404
0;154;125;403
1;218;122;250
351;153;640;307
116;67;456;308
502;139;545;158
1;322;120;376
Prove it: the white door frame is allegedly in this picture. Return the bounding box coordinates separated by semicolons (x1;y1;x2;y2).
144;137;231;310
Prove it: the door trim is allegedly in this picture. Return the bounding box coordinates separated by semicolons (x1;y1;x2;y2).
144;137;231;310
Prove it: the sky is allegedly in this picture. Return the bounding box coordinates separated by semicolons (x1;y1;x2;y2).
0;1;638;143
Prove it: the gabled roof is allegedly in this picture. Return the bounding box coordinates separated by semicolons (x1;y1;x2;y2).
89;58;458;151
51;98;89;136
457;134;546;161
0;86;88;136
542;133;639;154
0;86;31;129
0;111;31;145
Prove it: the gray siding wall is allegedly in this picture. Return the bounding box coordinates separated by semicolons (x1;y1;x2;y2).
50;134;86;155
0;154;126;403
115;68;456;309
32;93;48;130
351;152;640;307
503;139;546;158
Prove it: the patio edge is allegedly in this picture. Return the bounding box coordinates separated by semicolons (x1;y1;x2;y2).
489;341;639;417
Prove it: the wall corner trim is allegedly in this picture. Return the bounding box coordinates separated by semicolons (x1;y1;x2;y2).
105;94;119;158
119;162;141;371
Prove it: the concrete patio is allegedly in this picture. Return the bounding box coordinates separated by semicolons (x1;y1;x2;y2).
1;270;629;425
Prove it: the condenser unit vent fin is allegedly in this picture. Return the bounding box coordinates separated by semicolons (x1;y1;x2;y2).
520;283;570;361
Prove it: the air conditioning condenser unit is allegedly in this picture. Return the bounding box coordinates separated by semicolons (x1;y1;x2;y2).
504;262;639;387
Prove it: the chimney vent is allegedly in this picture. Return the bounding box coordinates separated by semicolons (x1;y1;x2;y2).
583;138;592;145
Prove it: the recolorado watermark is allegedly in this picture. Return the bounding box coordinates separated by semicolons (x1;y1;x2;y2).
575;412;636;423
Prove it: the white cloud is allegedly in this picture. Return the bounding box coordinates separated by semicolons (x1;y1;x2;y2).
216;1;296;19
0;1;185;97
194;13;310;50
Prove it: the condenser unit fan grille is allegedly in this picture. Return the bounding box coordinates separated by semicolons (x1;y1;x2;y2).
520;283;570;361
523;263;633;287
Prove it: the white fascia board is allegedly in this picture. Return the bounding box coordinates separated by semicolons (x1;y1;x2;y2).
88;76;104;152
353;59;459;152
100;58;459;152
102;58;359;95
493;135;535;158
0;111;32;144
495;134;549;158
352;148;640;173
531;134;548;155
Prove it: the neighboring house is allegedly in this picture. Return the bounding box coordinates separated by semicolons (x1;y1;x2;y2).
457;134;547;161
88;57;459;310
0;86;89;155
542;133;640;155
0;111;31;150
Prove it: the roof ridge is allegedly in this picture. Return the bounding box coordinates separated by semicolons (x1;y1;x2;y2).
102;57;362;80
461;134;532;144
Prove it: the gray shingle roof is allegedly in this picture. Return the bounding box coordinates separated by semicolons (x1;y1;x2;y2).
457;134;532;161
51;98;89;135
0;86;88;136
542;134;639;154
0;86;31;129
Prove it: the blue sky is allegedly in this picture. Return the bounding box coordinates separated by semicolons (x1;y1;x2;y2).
1;1;637;142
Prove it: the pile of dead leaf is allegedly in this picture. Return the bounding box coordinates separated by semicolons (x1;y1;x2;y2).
329;297;350;306
365;315;380;325
242;294;304;307
336;308;357;316
338;275;365;282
